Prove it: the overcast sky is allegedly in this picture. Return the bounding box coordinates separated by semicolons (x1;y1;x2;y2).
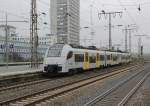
0;0;150;53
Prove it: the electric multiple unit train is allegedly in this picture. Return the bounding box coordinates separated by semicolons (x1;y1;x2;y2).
43;43;131;75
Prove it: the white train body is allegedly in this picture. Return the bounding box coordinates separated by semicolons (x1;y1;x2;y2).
43;44;131;74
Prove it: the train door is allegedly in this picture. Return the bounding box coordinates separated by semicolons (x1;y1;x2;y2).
83;52;89;70
96;52;100;68
104;51;107;67
109;54;113;66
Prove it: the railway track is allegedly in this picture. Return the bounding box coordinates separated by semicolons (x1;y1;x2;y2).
0;64;129;93
84;64;149;106
0;72;44;88
118;70;150;106
0;64;142;106
0;78;52;92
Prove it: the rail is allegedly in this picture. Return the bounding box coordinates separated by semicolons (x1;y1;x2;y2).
0;64;141;106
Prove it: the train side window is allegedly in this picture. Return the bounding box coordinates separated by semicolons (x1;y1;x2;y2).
75;54;84;62
67;51;73;60
107;55;110;60
100;55;104;61
89;56;96;63
113;55;117;61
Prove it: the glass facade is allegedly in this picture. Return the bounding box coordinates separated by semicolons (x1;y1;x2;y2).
0;40;49;63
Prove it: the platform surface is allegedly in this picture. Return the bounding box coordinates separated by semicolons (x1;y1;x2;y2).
0;65;43;77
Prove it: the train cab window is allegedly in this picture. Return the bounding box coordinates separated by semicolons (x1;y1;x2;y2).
47;44;64;57
67;51;73;60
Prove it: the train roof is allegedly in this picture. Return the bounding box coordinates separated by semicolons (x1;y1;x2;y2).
54;43;129;53
70;44;99;50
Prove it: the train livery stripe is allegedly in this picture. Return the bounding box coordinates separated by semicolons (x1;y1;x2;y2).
83;51;89;70
96;52;100;68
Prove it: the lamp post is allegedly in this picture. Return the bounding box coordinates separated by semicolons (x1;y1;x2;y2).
80;26;90;46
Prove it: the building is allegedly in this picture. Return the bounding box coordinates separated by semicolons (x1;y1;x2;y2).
50;0;80;45
11;34;57;45
0;25;17;40
0;25;56;63
0;39;49;63
0;33;56;63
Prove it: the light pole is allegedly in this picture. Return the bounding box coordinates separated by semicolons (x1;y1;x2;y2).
80;26;90;46
5;14;8;68
90;4;95;46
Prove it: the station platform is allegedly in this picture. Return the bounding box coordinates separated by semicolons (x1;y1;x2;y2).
0;65;43;77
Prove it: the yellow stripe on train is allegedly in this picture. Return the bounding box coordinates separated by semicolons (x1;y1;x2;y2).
83;51;89;70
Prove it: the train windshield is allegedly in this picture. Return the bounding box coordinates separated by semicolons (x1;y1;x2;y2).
47;44;64;57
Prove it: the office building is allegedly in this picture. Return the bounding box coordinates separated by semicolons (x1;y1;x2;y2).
50;0;80;45
0;25;56;63
0;25;17;40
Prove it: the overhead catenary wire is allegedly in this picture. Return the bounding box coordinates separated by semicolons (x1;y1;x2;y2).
100;1;150;7
23;0;49;7
117;0;138;26
23;0;50;12
0;9;29;21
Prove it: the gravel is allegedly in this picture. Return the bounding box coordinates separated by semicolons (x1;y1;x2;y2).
126;65;150;106
0;65;128;103
37;64;145;106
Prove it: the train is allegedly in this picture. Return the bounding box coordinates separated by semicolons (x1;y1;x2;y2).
43;43;131;75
